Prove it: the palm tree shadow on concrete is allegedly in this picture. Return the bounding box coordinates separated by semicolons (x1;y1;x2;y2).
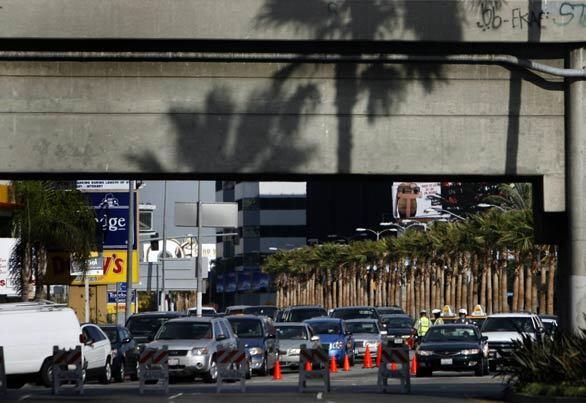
254;0;465;173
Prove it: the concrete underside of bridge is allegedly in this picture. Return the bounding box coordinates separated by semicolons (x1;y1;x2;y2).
0;0;583;328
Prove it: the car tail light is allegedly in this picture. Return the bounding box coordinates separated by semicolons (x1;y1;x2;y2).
80;333;87;344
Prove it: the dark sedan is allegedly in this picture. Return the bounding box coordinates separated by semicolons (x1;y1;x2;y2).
100;325;139;382
381;314;413;339
415;324;489;377
126;311;186;345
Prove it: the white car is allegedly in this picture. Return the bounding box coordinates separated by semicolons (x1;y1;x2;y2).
481;313;545;372
81;323;113;383
0;301;83;388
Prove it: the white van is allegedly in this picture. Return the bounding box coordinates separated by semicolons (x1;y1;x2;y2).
0;301;83;388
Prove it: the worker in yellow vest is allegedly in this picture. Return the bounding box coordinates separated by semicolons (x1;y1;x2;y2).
414;309;431;337
432;308;444;326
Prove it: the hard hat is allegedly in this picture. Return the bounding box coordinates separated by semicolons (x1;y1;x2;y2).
458;308;468;315
420;309;427;314
431;309;441;314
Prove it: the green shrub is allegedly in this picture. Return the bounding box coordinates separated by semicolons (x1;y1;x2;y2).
499;328;586;392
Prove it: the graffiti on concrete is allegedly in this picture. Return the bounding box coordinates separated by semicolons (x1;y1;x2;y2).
476;2;586;31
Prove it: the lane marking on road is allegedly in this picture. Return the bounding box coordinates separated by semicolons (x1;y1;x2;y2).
169;392;183;400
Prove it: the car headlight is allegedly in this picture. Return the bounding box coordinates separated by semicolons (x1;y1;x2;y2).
417;350;433;356
248;347;264;356
460;349;480;355
330;341;344;350
288;348;300;355
191;347;209;355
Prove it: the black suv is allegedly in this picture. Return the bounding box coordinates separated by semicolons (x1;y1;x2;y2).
125;311;186;345
281;305;328;322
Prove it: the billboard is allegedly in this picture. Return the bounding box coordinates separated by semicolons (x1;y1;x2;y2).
45;250;139;285
392;182;443;219
0;238;17;296
89;192;137;250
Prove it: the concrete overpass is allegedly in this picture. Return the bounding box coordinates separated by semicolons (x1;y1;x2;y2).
0;0;583;328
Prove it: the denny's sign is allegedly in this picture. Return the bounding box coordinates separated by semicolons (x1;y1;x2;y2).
46;250;138;285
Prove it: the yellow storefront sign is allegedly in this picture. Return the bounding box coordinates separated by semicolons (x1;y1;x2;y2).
46;250;139;285
107;302;136;315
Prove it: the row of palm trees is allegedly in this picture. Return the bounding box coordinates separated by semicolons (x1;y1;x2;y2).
263;208;557;317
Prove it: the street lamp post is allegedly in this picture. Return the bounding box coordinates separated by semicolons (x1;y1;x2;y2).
355;227;398;240
476;203;507;212
425;207;465;220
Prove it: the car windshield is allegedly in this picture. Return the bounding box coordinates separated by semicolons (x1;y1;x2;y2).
332;308;376;320
228;319;263;338
127;317;172;338
155;322;212;340
424;327;479;342
347;322;379;334
288;309;326;322
101;327;118;343
310;321;341;335
481;317;535;333
276;325;308;340
377;308;404;315
386;318;412;328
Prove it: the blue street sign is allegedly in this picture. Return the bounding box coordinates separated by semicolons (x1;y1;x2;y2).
107;289;136;304
118;282;127;292
88;192;137;249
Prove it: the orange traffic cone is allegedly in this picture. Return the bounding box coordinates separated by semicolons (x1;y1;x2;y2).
375;343;382;368
343;354;351;372
273;359;282;380
410;353;417;376
330;356;338;373
363;345;374;368
304;360;312;372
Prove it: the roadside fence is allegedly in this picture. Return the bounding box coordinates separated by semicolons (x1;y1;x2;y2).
216;349;247;393
138;345;169;395
298;345;330;393
52;346;83;395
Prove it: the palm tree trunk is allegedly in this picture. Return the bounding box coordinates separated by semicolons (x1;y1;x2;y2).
492;257;500;313
518;262;525;311
547;246;556;315
486;259;493;315
512;265;519;312
525;261;533;312
539;249;547;314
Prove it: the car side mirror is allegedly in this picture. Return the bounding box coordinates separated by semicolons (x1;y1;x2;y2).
266;334;276;339
481;336;488;342
85;338;94;346
122;337;132;344
345;330;352;336
310;336;320;342
380;331;388;336
216;334;228;341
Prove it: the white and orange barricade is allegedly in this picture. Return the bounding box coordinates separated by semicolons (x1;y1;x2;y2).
52;346;83;395
298;345;330;393
0;346;6;396
216;349;247;393
377;342;411;394
138;346;169;395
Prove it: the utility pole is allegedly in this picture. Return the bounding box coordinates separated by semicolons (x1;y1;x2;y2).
160;180;167;311
124;180;135;322
196;180;203;317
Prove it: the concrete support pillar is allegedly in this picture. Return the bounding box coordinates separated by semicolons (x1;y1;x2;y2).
566;47;586;331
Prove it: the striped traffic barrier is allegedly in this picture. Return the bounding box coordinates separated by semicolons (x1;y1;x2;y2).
216;349;247;393
377;343;411;394
0;346;6;396
298;345;330;393
52;346;83;395
139;346;169;395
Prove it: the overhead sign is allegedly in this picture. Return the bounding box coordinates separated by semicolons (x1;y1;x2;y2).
76;180;130;191
46;250;139;285
175;202;238;228
89;192;137;249
0;238;17;296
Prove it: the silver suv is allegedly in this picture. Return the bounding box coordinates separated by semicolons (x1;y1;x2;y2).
481;313;545;372
146;317;238;382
